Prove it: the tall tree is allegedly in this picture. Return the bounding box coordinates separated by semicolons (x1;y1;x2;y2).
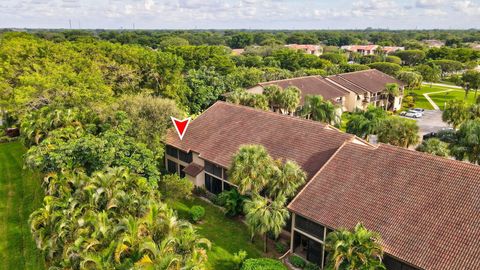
416;138;450;157
268;160;307;199
442;100;470;129
450;119;480;165
461;70;480;99
243;195;289;253
415;64;441;87
396;71;423;90
229;145;275;195
384;83;400;111
301;95;339;125
325;223;385;270
377;117;419;148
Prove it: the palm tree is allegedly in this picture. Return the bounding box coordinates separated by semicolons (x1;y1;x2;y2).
325;223;385;270
278;86;301;115
267;160;306;199
384;83;399;111
263;85;283;112
301;95;338;124
30;167;210;269
415;138;450;157
243;195;289;252
450;119;480;165
442;100;469;129
229;145;275;195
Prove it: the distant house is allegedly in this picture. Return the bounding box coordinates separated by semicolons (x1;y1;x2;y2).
245;69;405;112
470;43;480;51
422;39;445;48
231;48;245;55
341;45;404;55
285;44;323;56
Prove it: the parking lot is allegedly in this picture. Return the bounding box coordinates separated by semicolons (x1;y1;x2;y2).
401;109;451;136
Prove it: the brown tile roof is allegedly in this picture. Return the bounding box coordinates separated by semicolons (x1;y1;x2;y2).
256;76;349;104
326;75;367;94
289;142;480;270
166;101;357;178
183;163;204;177
330;69;404;94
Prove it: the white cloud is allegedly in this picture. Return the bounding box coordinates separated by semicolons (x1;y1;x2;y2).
416;0;445;8
424;8;447;15
453;0;480;15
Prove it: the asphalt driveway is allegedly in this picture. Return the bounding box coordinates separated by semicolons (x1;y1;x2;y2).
402;110;450;136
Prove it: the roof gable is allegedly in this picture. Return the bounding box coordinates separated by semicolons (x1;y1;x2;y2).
166;102;356;178
289;142;480;269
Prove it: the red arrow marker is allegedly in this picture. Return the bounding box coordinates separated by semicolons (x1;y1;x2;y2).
171;117;191;140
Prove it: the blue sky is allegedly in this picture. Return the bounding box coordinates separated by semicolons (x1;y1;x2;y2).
1;0;479;29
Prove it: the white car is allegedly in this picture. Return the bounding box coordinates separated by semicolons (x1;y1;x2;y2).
404;110;423;118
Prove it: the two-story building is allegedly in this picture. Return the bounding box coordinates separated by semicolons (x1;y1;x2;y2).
164;101;480;270
245;69;404;112
165;101;366;195
288;142;480;270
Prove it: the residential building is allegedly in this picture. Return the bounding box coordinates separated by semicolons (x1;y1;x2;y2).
288;142;480;270
285;44;323;56
246;76;350;110
422;39;445;48
231;48;245;55
245;69;404;112
341;45;404;55
165;101;366;195
165;101;480;270
326;69;404;111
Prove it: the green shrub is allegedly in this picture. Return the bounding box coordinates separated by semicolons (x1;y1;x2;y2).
241;258;287;270
159;174;193;200
218;189;246;216
192;186;206;196
190;205;205;222
232;250;248;270
204;192;217;203
289;255;306;268
305;262;320;270
275;242;288;254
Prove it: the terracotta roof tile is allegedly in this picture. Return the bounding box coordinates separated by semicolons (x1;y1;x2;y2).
289;142;480;270
330;69;404;93
183;163;204;177
256;76;349;103
166;101;356;178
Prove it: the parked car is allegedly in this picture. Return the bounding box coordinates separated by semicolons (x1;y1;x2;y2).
404;110;423;118
411;108;425;113
422;132;437;140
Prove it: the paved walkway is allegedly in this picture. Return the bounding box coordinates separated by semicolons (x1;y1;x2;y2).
422;82;462;89
423;89;463;111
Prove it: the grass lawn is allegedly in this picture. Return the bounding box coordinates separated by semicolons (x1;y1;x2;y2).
0;141;45;270
169;197;265;270
429;90;478;110
404;84;478;110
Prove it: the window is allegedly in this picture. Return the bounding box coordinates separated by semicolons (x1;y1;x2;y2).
224;181;232;191
180;165;185;178
205;161;223;178
223;169;228;180
167;159;178;174
205;174;223;194
296;215;324;241
166;145;178;158
179;150;192;163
